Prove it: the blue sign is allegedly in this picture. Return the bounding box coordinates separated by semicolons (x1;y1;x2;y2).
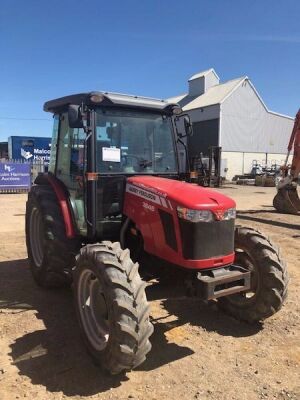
8;136;51;164
0;163;31;190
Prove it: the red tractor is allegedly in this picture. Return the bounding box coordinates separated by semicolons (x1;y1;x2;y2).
26;92;288;375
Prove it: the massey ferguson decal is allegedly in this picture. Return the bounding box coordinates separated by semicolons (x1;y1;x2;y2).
126;183;161;204
126;183;172;209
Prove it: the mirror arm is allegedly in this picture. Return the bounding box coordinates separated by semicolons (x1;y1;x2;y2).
79;104;92;134
177;136;191;173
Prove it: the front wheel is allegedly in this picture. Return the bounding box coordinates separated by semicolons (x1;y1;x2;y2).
73;242;153;375
218;227;289;323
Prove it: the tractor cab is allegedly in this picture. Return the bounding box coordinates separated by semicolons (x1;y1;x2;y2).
44;92;189;240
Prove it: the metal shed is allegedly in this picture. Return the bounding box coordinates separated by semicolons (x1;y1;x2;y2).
167;69;294;180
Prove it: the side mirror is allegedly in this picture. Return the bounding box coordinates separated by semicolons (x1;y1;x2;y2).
183;115;193;137
68;105;84;128
174;114;193;138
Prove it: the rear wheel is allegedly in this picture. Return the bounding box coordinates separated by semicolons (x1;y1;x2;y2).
218;227;289;323
73;242;153;375
26;184;80;288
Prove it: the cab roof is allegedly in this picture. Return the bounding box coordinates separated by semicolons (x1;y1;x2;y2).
44;91;178;114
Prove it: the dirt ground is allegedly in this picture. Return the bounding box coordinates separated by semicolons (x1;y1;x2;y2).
0;185;299;400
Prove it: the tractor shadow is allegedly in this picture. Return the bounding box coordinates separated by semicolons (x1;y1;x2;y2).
1;259;122;396
237;210;300;230
0;258;193;396
145;278;262;342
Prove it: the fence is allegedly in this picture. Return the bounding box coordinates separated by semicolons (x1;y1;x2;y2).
0;159;47;193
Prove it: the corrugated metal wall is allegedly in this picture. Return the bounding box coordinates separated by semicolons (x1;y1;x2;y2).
221;81;293;153
189;78;205;97
265;112;294;154
222;151;292;180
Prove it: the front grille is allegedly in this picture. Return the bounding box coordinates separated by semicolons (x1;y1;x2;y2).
179;219;234;260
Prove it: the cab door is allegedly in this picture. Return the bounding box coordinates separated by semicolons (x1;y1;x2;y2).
54;112;86;235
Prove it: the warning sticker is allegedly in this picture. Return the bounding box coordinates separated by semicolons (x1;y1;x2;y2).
102;147;121;162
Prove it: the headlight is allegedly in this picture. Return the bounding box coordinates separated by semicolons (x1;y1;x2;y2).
177;207;214;223
223;208;236;220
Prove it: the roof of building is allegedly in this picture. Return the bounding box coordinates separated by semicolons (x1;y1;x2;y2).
167;77;246;111
188;68;220;82
166;72;293;119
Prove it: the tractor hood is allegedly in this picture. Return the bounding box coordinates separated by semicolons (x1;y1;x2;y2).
126;176;235;211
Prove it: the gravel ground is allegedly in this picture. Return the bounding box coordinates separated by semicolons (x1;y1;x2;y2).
0;186;299;400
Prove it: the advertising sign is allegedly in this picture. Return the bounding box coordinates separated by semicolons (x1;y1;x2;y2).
8;136;51;164
0;162;31;190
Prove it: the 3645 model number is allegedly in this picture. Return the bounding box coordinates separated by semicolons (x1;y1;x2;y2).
142;202;155;212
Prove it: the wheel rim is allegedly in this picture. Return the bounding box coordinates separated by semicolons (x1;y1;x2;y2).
77;269;110;351
228;246;260;306
30;207;45;267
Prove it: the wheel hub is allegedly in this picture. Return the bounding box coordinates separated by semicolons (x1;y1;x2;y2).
77;269;110;351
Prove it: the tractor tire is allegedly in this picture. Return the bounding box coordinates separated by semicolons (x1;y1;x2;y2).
73;242;153;375
26;184;80;288
218;227;289;323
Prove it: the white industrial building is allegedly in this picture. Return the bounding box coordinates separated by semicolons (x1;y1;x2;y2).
167;69;294;180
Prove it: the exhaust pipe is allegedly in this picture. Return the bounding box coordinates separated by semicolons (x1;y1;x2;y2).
273;187;300;214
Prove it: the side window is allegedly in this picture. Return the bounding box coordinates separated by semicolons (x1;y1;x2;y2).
70;128;85;176
56;113;85;189
48;115;59;173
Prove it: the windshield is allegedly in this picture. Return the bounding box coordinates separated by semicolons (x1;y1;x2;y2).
95;109;177;174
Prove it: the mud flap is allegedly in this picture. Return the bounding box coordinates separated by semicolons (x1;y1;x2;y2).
273;187;300;215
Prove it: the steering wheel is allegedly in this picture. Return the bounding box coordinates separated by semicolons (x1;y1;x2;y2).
122;154;144;167
123;154;141;163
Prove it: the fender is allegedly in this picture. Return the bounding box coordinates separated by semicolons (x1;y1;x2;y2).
35;173;76;238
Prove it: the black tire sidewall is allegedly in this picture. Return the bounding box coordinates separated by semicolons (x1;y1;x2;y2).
26;185;79;287
230;233;263;309
73;243;153;374
218;227;288;322
26;189;53;286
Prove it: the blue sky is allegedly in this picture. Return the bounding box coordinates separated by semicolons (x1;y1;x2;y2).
0;0;299;141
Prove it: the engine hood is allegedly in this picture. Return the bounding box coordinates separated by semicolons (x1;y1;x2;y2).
127;176;235;211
